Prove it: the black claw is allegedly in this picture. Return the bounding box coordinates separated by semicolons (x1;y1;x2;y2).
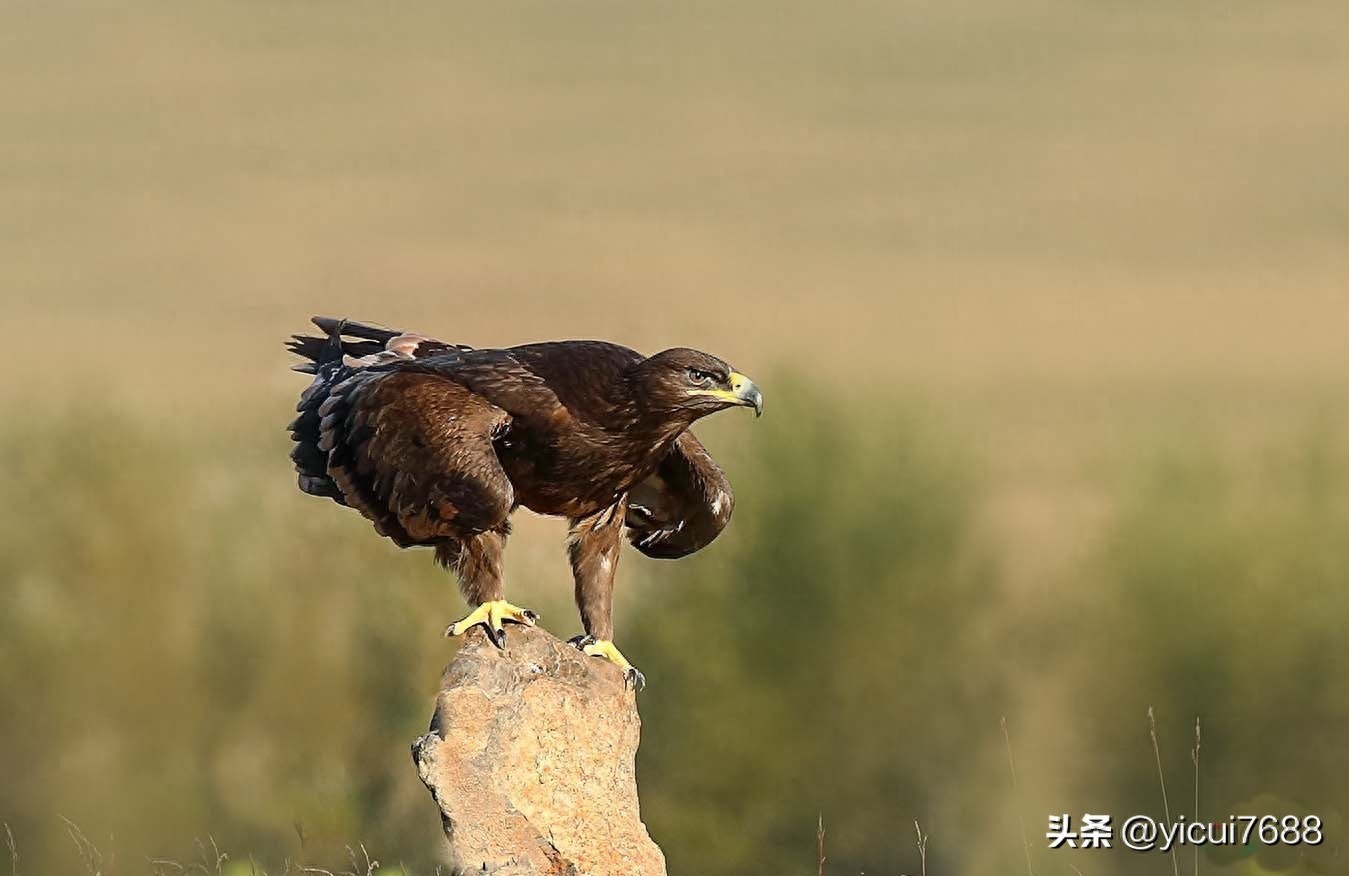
520;609;540;624
626;667;647;692
490;626;507;650
568;634;594;649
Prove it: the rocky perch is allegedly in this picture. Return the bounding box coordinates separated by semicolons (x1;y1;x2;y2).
412;625;667;876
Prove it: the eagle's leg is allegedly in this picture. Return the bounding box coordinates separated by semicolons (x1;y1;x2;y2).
567;501;645;690
439;530;537;649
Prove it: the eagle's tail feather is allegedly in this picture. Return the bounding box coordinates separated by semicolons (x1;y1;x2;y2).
286;319;362;500
311;316;401;344
288;316;474;374
286;318;392;372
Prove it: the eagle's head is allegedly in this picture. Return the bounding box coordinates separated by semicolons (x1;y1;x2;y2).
630;348;764;423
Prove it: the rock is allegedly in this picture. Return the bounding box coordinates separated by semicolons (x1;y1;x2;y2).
411;624;667;876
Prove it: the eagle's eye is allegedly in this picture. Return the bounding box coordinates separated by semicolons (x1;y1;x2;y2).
687;368;714;386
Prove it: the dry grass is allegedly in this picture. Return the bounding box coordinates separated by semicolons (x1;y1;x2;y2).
10;818;437;876
1001;717;1036;876
1148;708;1182;876
1191;718;1202;876
60;817;108;876
815;814;826;876
912;821;928;876
4;822;16;876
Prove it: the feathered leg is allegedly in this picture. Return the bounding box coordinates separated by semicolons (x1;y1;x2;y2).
567;501;644;690
440;530;536;648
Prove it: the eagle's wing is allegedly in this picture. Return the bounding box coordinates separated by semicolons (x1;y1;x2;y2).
625;430;735;559
288;320;513;547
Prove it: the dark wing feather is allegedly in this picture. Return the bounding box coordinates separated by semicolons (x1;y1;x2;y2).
288;317;473;497
625;431;735;559
287;319;512;546
316;369;513;546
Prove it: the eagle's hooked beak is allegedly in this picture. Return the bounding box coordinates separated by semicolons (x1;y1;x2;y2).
729;372;764;418
689;371;764;416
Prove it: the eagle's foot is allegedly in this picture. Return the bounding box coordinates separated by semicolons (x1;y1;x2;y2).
569;634;646;691
444;600;539;649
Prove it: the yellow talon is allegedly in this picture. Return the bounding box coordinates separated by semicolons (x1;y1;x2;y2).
444;599;538;648
574;636;646;690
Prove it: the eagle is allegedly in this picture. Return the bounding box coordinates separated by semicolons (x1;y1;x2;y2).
286;317;763;689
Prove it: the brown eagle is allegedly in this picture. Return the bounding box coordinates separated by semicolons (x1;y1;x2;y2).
286;317;763;688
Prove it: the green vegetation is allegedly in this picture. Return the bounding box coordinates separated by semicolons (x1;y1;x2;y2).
3;392;1346;874
630;384;1003;873
0;408;450;870
1055;420;1349;875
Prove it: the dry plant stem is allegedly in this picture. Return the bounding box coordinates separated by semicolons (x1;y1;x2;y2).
816;814;826;876
350;842;377;874
297;844;377;876
3;822;16;876
146;845;406;876
59;817;104;876
1001;716;1036;876
1192;717;1202;876
913;820;928;876
145;836;430;876
196;836;228;875
1148;708;1182;876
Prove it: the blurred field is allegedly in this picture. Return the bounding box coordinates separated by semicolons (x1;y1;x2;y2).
4;1;1349;873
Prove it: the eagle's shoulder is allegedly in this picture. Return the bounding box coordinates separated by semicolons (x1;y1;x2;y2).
508;341;645;378
442;341;644;427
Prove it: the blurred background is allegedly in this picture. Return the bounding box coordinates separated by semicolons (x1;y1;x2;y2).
3;2;1349;873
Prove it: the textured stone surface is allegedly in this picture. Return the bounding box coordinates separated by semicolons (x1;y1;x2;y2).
412;625;666;876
